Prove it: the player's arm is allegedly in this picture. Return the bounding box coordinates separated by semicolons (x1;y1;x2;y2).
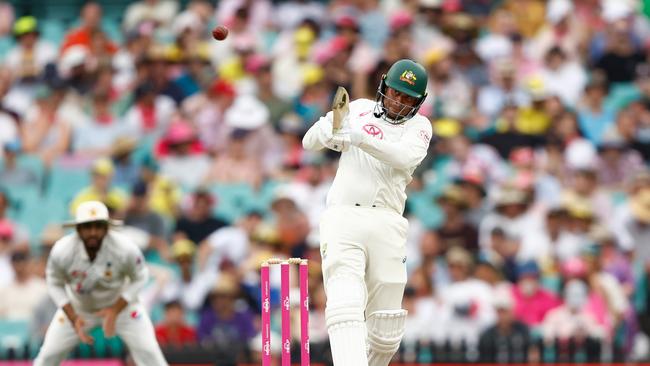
351;119;432;170
302;111;351;152
302;111;334;151
45;248;72;310
122;245;150;303
45;251;78;321
46;246;95;344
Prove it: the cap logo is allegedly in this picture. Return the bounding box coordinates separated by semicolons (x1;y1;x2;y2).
89;208;97;217
400;70;417;85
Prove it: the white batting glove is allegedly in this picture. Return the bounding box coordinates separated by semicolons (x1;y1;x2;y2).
337;125;361;145
326;132;351;152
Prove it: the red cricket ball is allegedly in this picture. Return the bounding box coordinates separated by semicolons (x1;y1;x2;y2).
212;25;229;41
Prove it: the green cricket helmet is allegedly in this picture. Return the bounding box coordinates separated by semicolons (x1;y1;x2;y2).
374;59;428;124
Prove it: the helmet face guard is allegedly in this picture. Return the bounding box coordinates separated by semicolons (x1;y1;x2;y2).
374;77;426;124
373;59;428;124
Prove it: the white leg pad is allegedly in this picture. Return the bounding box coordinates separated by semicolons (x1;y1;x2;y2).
367;309;407;366
328;320;369;366
325;275;368;366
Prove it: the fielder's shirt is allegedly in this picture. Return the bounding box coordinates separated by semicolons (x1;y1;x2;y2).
46;231;149;313
302;98;432;215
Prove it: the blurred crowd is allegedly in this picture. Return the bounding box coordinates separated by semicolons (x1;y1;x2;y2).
1;0;650;363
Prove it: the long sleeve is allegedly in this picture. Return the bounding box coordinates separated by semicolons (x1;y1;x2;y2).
353;118;432;170
302;111;334;151
46;249;70;308
122;245;149;303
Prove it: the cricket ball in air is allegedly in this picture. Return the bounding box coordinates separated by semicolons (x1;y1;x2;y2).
212;25;229;41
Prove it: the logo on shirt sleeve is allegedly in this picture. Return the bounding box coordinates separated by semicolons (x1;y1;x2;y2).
418;130;431;144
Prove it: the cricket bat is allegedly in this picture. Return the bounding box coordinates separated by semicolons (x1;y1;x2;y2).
331;86;349;133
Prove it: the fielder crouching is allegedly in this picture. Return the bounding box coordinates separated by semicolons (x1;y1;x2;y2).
302;59;432;366
34;201;167;365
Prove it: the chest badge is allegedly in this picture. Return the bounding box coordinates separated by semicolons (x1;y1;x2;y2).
104;261;112;278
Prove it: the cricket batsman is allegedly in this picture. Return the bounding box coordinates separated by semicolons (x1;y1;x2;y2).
34;201;168;365
302;59;431;366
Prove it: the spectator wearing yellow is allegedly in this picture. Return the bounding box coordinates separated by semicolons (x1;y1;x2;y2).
513;77;552;135
163;238;214;311
70;158;128;217
139;155;182;220
172;239;195;284
5;16;57;82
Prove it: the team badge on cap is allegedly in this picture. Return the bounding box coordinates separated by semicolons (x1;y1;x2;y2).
400;70;417;85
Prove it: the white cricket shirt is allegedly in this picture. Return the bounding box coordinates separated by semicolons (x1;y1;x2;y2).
302;98;432;215
46;231;149;313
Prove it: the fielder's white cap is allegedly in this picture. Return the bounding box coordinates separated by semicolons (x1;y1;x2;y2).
63;201;123;228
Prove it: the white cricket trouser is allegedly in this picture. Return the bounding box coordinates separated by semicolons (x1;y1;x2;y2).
320;205;409;318
34;303;168;366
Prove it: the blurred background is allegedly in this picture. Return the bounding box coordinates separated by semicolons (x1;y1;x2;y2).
1;0;650;364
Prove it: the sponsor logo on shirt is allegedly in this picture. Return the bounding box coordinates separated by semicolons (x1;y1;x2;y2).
362;124;384;139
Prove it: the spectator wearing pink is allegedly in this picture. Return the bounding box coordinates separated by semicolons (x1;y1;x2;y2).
0;220;17;287
0;192;29;248
204;129;262;188
511;261;561;329
183;79;237;153
542;279;606;341
156;121;210;190
580;246;631;340
559;257;615;341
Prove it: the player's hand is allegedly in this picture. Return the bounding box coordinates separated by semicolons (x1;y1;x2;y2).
73;316;94;345
95;307;118;338
326;132;351;152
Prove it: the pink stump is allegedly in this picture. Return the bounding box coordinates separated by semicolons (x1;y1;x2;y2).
261;264;271;366
300;261;310;366
281;262;291;366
